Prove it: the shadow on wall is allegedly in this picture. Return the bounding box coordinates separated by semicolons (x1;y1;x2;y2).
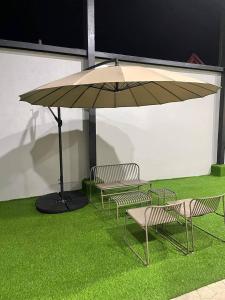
30;130;87;191
0;114;91;199
96;121;135;165
0;113;131;200
31;127;127;191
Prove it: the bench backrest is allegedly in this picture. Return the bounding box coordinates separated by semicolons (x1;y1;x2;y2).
91;163;140;184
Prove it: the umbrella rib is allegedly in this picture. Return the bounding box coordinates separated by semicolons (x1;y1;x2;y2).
153;82;182;101
48;86;79;107
118;81;149;91
127;84;139;106
141;83;162;104
172;83;203;97
104;83;115;91
31;87;63;105
92;83;105;108
70;86;90;108
188;82;219;92
90;83;114;92
20;89;50;101
120;82;127;90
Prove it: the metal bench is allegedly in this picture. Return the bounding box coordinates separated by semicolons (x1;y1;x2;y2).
90;163;151;208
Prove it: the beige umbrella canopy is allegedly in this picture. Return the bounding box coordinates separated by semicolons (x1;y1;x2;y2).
20;65;220;108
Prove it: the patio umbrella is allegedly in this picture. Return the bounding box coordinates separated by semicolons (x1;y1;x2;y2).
21;64;219;108
20;59;220;213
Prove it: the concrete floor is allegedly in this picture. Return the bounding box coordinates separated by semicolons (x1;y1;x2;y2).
172;280;225;300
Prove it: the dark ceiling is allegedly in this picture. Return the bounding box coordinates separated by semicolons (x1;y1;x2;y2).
0;0;221;65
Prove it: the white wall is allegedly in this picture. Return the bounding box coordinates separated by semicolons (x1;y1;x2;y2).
0;48;88;201
96;63;221;180
0;49;222;201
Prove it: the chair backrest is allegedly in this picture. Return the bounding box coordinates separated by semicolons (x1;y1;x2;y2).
144;203;182;227
191;195;224;217
90;163;140;184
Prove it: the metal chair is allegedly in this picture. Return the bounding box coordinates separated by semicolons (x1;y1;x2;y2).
124;202;189;266
167;194;225;251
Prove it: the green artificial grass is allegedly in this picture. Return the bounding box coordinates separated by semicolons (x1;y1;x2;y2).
1;175;225;300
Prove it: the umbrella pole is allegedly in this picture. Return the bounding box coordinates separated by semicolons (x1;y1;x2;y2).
34;107;89;214
57;107;65;202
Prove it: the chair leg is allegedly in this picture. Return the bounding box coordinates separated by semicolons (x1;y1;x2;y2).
185;218;190;254
190;218;194;252
156;222;189;255
145;228;150;266
190;202;225;245
215;197;225;220
124;214;150;266
116;204;119;221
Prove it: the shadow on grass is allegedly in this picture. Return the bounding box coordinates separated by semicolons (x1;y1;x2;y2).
0;197;38;220
107;217;225;267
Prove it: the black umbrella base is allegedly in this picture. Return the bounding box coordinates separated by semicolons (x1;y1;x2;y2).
36;190;89;214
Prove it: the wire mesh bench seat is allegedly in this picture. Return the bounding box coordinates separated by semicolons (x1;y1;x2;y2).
110;191;152;220
90;163;151;208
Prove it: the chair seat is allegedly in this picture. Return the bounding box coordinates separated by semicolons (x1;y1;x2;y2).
96;179;147;190
127;206;177;227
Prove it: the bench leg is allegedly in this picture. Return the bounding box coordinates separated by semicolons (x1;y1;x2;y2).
101;190;104;209
108;197;111;216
